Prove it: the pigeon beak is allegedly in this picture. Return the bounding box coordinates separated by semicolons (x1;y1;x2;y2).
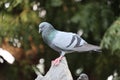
39;28;41;33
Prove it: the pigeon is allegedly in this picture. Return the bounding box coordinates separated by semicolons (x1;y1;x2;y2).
77;73;89;80
39;22;101;65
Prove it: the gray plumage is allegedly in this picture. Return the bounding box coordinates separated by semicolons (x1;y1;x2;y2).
39;22;101;55
77;73;89;80
39;22;101;65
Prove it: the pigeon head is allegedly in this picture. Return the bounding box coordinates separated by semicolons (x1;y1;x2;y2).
77;73;89;80
39;22;54;33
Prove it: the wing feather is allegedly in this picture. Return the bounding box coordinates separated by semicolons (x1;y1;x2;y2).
52;31;86;50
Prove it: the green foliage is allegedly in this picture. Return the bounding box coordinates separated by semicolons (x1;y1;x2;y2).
95;52;120;80
0;0;120;80
98;18;120;80
0;0;41;47
101;17;120;55
0;0;41;80
51;0;63;7
71;3;114;42
0;62;36;80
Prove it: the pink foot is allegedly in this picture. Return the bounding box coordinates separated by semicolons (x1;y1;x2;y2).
52;56;63;66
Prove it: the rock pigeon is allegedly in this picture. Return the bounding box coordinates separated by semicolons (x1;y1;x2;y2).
77;73;89;80
39;22;101;65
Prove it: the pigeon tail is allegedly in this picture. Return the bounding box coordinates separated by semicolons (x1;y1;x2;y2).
73;44;101;53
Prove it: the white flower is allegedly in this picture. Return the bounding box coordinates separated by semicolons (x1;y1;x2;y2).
5;2;10;8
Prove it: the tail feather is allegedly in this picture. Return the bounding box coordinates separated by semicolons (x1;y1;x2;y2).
73;44;101;52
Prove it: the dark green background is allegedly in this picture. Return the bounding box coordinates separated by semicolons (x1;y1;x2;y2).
0;0;120;80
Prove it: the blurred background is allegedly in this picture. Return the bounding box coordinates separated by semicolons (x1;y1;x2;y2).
0;0;120;80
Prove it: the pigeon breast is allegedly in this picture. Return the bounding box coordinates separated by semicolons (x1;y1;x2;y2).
42;28;57;45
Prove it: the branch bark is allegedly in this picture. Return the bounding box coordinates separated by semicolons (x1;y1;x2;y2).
35;57;73;80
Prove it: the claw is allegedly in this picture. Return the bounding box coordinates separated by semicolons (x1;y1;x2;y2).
53;56;63;66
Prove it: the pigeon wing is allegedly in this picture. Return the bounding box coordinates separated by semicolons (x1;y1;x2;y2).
52;31;75;50
51;31;101;53
51;31;86;51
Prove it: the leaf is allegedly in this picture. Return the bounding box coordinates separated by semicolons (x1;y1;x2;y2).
101;17;120;55
51;0;63;7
